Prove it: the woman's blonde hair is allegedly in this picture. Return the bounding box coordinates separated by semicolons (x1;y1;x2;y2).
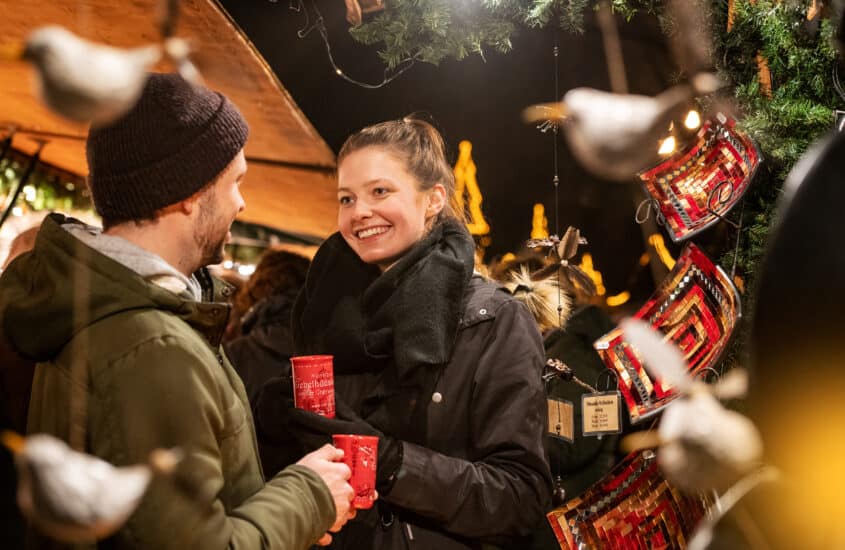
337;114;466;223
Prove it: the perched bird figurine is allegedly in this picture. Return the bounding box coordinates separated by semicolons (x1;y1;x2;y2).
17;25;199;126
523;72;723;182
2;431;180;543
527;225;597;299
618;318;763;494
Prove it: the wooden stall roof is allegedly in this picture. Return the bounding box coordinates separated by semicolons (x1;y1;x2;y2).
0;0;338;239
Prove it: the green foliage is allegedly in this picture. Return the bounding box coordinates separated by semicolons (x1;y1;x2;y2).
721;2;839;176
349;0;661;66
350;0;518;68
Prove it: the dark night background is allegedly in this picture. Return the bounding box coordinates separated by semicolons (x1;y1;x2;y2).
220;0;684;300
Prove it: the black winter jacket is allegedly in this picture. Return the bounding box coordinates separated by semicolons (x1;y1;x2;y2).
289;223;552;550
311;277;553;550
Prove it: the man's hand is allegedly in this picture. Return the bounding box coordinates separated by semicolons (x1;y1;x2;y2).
296;444;355;545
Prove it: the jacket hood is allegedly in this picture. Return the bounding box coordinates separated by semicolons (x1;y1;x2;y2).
0;213;232;361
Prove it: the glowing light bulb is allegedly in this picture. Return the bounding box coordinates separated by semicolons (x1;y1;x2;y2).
23;185;36;201
648;234;676;270
238;264;256;276
684;110;701;130
606;291;630;307
335;68;342;75
658;136;677;156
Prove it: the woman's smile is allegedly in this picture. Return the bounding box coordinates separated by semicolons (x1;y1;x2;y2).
355;225;392;240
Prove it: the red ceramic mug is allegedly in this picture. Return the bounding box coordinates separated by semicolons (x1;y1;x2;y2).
332;434;378;509
290;355;335;418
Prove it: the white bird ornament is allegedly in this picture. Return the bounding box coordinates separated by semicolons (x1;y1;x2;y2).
618;317;763;494
2;431;180;543
15;25;199;126
523;72;723;182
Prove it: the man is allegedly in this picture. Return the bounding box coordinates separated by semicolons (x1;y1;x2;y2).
0;73;354;549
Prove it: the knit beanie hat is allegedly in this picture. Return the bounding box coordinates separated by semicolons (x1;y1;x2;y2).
86;72;249;224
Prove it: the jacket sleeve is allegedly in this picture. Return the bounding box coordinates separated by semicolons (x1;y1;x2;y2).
385;300;553;538
87;334;335;550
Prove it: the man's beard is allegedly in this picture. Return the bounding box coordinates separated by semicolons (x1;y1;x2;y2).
194;195;229;268
196;229;227;267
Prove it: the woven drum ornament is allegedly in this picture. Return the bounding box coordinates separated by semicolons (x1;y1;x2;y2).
638;113;761;243
593;244;741;423
547;450;711;549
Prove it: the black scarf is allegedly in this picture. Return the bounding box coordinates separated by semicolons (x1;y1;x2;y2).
293;218;475;382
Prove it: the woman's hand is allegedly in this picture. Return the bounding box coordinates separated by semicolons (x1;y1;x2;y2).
290;400;404;494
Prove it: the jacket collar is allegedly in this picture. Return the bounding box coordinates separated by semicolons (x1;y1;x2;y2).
0;213;232;360
190;267;233;347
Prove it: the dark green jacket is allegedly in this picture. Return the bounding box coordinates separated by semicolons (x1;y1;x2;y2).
0;214;334;549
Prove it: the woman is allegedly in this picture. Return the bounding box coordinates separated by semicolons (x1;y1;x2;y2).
256;116;552;549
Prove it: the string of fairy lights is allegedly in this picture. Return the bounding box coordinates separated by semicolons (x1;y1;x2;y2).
285;0;417;89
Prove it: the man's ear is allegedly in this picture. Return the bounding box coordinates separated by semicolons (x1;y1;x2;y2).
170;191;200;216
156;196;195;219
181;196;196;215
426;184;447;219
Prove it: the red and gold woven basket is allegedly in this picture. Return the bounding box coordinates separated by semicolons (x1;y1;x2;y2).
547;451;711;549
593;244;741;423
639;113;761;243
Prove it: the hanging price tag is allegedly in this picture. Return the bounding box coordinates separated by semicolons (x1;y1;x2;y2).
547;398;574;441
582;391;622;437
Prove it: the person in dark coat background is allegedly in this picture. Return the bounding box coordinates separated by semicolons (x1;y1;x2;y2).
543;305;624;500
225;249;311;479
492;259;626;503
224;249;310;405
254;115;553;549
493;262;630;550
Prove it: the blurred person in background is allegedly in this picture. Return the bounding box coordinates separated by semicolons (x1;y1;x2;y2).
225;248;310;399
493;253;629;550
224;249;310;477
